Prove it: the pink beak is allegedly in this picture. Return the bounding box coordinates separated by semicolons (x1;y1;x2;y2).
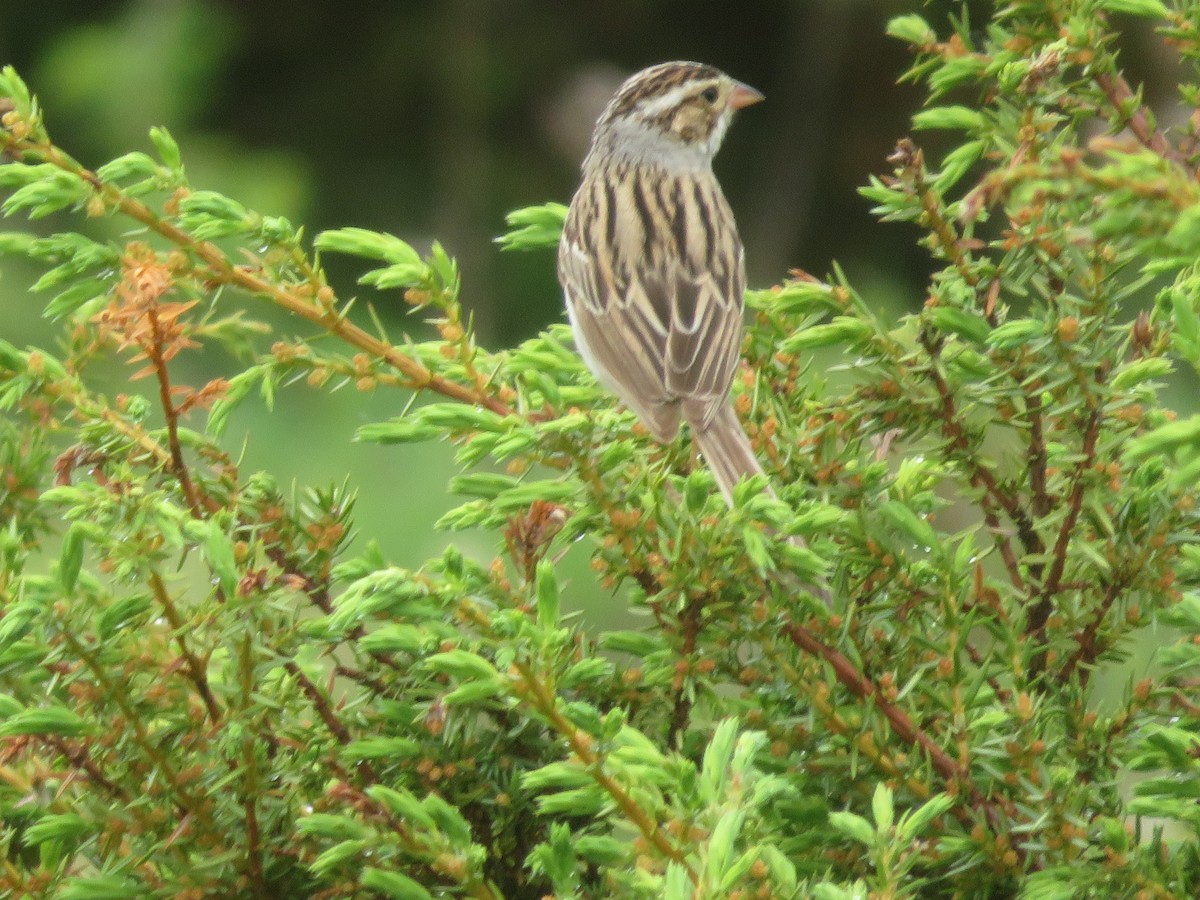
729;80;765;110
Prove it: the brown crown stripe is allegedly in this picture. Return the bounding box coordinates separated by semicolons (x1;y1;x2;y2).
603;62;722;122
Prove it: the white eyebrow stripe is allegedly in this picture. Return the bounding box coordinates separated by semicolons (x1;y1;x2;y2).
638;83;699;118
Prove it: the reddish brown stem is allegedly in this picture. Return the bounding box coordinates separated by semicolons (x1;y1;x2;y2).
45;736;128;798
283;660;379;784
1056;576;1124;685
1026;406;1102;672
1026;389;1051;518
1094;71;1187;168
784;619;966;789
0;132;513;417
146;308;203;518
150;571;222;723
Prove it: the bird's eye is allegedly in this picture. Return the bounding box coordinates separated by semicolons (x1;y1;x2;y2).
701;86;719;104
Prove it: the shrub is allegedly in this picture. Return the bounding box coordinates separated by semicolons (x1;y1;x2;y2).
3;1;1200;897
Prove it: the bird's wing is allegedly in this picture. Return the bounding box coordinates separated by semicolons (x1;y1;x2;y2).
658;249;745;432
559;237;682;441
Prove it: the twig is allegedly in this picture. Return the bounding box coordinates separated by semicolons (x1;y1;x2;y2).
1026;405;1102;673
44;736;128;798
0;132;513;418
1025;388;1051;517
149;571;222;723
920;337;1042;583
282;661;379;778
61;630;218;833
1093;71;1187;168
666;594;703;749
511;658;696;881
1056;576;1124;685
237;634;267;899
783;619;966;790
145;307;204;517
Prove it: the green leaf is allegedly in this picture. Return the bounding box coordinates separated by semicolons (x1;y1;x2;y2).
341;737;421;762
424;649;501;683
987;318;1043;349
913;106;984;132
59;522;85;592
366;785;437;830
929;305;990;343
700;719;740;802
783;316;872;351
443;679;505;705
600;630;664;656
359;262;430;290
197;518;239;599
22;813;90;847
97;594;154;639
44;278;112;320
0;65;36;119
828;810;875;846
357;624;434;655
535;785;606;816
742;525;774;574
1172;287;1200;357
747;281;837;314
1098;0;1168;17
1111;357;1172;389
421;794;473;844
0;604;38;651
315;227;422;265
149;126;183;170
523;761;593;792
535;559;560;628
356;419;441;444
871;783;894;833
3;171;90;219
360;869;433;900
898;793;955;840
707;809;747;884
296;814;368;841
878;500;940;552
575;834;627;865
0;707;90;737
718;846;764;893
57;877;143;900
936;139;986;192
496;202;568;251
0;231;35;254
178;191;251;239
207;367;261;437
886;13;936;45
96;151;161;184
1126;414;1200;460
309;838;369;875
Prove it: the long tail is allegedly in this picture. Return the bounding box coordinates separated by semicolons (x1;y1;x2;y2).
692;403;832;608
691;403;771;507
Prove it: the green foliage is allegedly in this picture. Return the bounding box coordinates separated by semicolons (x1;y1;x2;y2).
5;1;1200;896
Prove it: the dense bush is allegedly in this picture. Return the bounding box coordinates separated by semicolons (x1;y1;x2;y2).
3;1;1200;897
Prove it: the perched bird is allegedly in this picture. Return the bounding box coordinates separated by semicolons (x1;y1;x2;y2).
557;61;768;506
